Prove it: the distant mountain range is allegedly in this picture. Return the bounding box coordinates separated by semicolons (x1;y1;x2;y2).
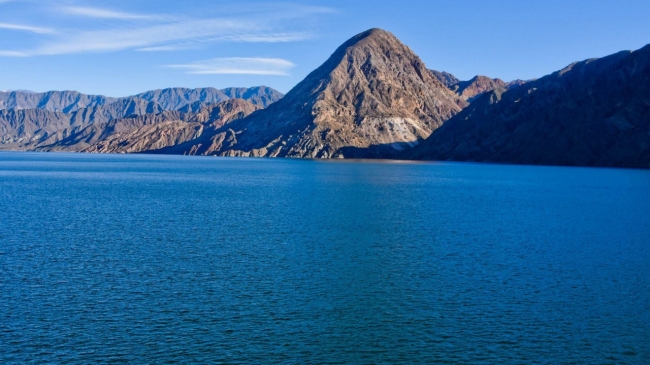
0;87;282;151
1;28;648;168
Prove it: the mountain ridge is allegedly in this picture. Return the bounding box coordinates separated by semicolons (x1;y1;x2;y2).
406;45;650;168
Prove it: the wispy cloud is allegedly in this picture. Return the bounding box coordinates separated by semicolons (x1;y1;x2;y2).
61;6;162;20
137;45;186;52
0;4;334;57
0;22;55;34
0;50;28;57
167;57;295;76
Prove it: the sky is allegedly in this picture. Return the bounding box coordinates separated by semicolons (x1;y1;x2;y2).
0;0;649;97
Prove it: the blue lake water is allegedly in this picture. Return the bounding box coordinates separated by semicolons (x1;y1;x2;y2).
1;152;649;364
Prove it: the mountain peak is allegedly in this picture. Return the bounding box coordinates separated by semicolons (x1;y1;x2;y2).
330;28;404;58
346;28;396;44
167;28;466;158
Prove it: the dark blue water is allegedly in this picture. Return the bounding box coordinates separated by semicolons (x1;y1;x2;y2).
1;152;649;364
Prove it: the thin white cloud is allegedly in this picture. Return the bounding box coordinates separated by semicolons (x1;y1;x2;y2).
61;6;162;20
219;32;310;43
32;18;268;55
167;57;295;76
137;45;186;52
0;50;28;57
0;22;55;34
0;4;335;57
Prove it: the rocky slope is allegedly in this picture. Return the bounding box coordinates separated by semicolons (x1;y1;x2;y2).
78;99;261;153
406;44;650;168
0;86;282;150
0;98;162;148
159;28;466;158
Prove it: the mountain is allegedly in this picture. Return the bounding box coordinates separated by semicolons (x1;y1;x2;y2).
406;44;650;168
132;86;283;110
0;86;283;113
80;99;260;154
131;88;229;110
454;76;508;102
159;28;466;158
0;86;282;150
431;70;460;89
0;90;118;113
0;98;162;149
36;110;189;152
221;86;284;108
430;72;529;102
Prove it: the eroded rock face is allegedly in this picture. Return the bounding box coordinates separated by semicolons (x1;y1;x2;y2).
80;99;261;154
0;98;163;149
163;28;467;158
406;45;650;168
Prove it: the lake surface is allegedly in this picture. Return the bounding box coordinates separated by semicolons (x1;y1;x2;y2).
1;152;649;364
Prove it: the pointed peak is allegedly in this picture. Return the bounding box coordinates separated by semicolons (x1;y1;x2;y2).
343;28;398;47
358;28;394;38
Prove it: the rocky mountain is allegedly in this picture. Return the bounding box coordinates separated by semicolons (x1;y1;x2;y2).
80;99;260;154
158;28;466;158
0;86;282;113
131;88;229;110
221;86;284;108
431;70;460;89
132;86;282;110
454;76;511;102
0;86;282;150
0;90;117;113
37;110;189;152
0;98;162;148
430;72;528;102
406;44;650;168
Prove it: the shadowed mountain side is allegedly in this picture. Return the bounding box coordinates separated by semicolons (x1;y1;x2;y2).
405;44;650;168
161;28;467;158
78;99;261;153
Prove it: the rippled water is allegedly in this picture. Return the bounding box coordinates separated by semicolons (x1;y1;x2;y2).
1;152;649;364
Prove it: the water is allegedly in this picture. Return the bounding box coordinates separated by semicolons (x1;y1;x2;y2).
1;152;649;364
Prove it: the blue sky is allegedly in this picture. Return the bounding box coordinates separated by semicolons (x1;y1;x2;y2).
1;0;649;96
